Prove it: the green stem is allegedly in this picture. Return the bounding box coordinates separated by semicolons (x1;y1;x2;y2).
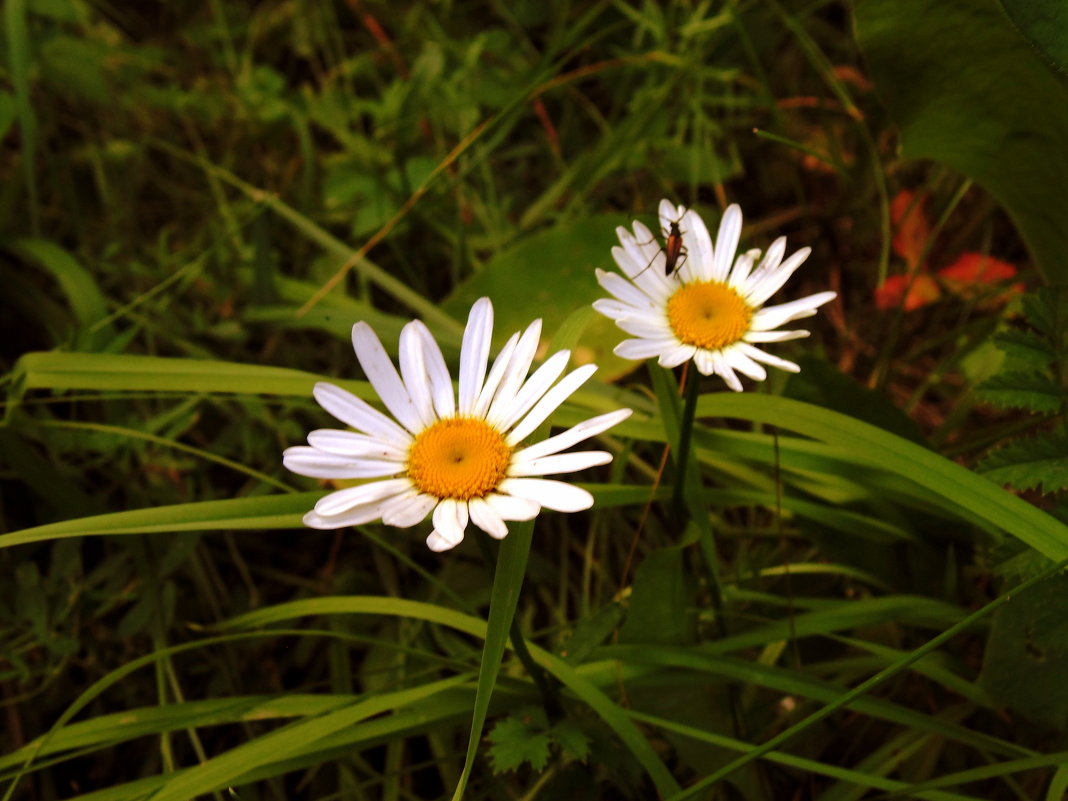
475;533;563;720
668;367;701;534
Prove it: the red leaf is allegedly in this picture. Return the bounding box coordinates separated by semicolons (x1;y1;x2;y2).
937;252;1017;285
874;273;941;311
890;190;930;271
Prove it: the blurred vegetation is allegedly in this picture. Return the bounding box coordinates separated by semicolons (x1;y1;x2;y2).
3;0;1068;799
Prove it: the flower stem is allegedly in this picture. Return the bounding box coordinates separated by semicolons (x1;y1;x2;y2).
668;365;701;534
475;533;563;720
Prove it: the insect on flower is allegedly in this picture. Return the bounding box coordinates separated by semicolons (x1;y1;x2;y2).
631;211;688;279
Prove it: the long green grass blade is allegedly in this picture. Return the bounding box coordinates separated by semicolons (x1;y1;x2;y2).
699;394;1068;560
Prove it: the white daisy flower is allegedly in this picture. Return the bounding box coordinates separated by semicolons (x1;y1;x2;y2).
283;298;632;552
593;200;837;391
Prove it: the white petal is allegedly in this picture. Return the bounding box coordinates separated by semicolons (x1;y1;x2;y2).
711;204;743;282
614;337;677;361
303;503;384;529
485;319;542;425
351;323;423;433
312;383;412;448
615;315;673;339
398;322;437;428
744;247;813;306
510;450;612;477
411;322;455;419
658;198;685;233
596;267;659;310
473;330;520;418
484;492;541;521
746;236;786;286
693;349;716;376
723;347;768;382
729;249;760;289
737;342;801;373
432;498;469;546
592;298;638;320
499;478;594;513
712;351;744;392
469;497;508;539
617;223;675;299
314;478;412;516
506;363;598;445
426;530;458;552
657;344;696;368
283;446;403;479
305;430;408;461
513;408;633;462
459;297;493;414
751;291;836;330
744;329;810;343
491;349;571;431
679;207;715;283
381;491;436;527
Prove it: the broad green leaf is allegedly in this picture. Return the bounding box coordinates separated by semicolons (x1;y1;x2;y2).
618;547;695;645
978;371;1064;413
979;434;1068;494
980;573;1068;728
443;215;636;379
1000;0;1068;74
855;0;1068;282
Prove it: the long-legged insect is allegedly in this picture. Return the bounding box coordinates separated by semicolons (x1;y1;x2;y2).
631;214;688;279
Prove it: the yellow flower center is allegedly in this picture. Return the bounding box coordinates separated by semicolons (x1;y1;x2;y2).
667;281;752;350
407;417;511;501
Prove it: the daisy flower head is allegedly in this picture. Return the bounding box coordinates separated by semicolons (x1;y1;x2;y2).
283;298;632;553
594;200;836;391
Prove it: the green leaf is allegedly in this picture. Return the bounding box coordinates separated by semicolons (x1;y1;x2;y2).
0;493;318;549
452;524;536;799
786;356;927;445
443;215;637;380
980;572;1068;728
1023;286;1068;343
216;596;680;797
695;394;1068;562
979;434;1068;494
618;546;695;645
2;239;109;334
978;371;1064;413
558;602;625;665
488;708;552;773
992;328;1055;368
855;0;1068;282
1000;0;1068;74
551;720;591;763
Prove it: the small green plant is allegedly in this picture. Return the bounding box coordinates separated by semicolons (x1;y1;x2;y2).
978;286;1068;495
